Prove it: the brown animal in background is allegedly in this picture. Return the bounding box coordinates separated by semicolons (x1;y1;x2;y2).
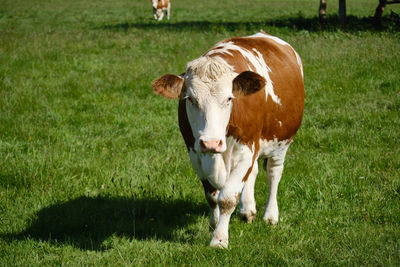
149;0;170;21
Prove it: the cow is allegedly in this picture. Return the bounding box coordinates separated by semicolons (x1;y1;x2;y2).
150;0;170;21
152;31;304;248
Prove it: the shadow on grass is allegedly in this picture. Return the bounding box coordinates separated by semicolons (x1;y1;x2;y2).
102;13;400;33
2;196;208;250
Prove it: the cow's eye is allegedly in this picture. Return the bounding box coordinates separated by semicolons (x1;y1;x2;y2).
226;96;234;104
184;96;195;105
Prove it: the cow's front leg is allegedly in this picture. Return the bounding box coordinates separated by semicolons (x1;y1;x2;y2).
157;10;164;21
153;8;158;20
210;151;253;248
239;160;258;223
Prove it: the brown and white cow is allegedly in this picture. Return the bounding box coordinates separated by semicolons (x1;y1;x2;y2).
152;32;304;248
150;0;170;21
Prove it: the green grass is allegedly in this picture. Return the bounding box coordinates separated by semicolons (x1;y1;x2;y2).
1;0;399;265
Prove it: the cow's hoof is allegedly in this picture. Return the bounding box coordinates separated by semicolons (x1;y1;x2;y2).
263;217;278;225
239;211;256;223
263;206;279;225
263;213;278;225
210;238;228;249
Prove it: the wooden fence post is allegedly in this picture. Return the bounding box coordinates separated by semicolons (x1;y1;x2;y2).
339;0;346;26
319;0;328;24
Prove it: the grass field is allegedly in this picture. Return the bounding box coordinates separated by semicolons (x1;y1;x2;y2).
1;0;399;265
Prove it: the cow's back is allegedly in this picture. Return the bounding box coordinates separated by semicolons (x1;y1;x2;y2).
156;0;169;9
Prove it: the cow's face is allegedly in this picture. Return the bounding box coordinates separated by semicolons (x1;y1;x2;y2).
152;58;266;154
183;73;235;153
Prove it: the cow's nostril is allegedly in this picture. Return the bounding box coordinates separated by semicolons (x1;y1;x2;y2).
199;139;223;153
217;140;223;148
199;139;206;150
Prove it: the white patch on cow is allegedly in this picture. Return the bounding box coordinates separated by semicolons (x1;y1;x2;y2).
185;56;234;84
262;35;290;47
278;120;282;127
205;40;281;105
258;138;290;158
250;32;290;47
200;153;227;189
152;0;158;9
249;32;269;39
252;48;281;105
184;57;235;153
294;50;304;78
222;136;254;175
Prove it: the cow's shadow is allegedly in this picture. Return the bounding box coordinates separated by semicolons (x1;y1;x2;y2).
2;196;207;250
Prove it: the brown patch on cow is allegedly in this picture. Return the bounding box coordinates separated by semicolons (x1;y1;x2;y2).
261;42;305;141
152;0;169;9
218;193;241;215
227;88;266;146
241;147;260;182
201;179;216;194
235;193;241;204
219;198;237;215
152;74;183;99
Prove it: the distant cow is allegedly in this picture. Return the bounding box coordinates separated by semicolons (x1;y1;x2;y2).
152;32;304;248
150;0;170;21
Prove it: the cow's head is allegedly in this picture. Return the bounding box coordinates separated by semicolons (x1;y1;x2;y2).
152;56;265;154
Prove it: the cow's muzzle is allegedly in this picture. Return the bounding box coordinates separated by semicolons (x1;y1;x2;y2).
199;139;223;153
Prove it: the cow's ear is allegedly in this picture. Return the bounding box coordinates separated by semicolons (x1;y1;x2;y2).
232;71;266;96
152;74;184;99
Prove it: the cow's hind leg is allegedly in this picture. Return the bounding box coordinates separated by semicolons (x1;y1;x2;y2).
239;160;258;223
263;149;288;225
